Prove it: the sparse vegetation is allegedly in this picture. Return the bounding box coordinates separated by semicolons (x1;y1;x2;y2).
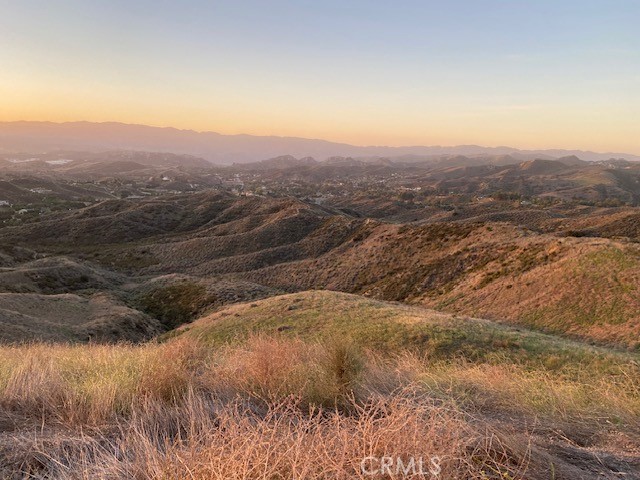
138;281;216;329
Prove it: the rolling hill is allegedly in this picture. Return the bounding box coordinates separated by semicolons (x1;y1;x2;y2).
1;154;640;479
172;290;638;365
2;190;640;348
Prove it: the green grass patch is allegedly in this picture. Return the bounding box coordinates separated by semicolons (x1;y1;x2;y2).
172;291;640;378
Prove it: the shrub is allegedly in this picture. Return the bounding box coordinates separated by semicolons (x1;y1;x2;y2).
138;282;216;329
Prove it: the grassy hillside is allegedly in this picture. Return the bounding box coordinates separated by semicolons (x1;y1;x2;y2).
172;291;640;476
231;222;640;348
439;244;640;347
1;294;638;477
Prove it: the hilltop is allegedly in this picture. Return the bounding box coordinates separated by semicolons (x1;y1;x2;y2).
173;290;638;365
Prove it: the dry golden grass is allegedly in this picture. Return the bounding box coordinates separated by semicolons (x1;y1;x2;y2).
392;356;640;425
2;392;520;480
0;336;638;478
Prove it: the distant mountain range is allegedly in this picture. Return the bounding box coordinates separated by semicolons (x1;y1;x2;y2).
1;121;638;164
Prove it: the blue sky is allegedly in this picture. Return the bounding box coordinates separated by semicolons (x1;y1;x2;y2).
1;0;638;152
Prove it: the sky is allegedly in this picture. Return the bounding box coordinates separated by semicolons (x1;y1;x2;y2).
0;0;638;153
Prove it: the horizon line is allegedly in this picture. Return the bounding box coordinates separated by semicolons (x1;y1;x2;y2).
1;119;639;158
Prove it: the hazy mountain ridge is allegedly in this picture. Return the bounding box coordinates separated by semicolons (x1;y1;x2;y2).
2;121;639;164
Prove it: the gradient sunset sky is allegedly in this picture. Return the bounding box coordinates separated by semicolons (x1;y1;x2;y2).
1;1;638;153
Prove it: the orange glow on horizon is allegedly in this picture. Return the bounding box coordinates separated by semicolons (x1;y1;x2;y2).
0;82;638;155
